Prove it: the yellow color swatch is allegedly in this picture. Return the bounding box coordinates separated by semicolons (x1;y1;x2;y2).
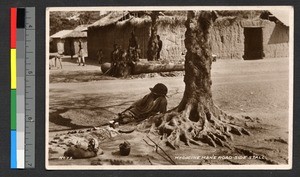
11;49;16;89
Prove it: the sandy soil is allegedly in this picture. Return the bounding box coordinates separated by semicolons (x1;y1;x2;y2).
48;57;290;167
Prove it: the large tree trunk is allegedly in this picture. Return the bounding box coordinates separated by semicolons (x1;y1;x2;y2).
177;11;215;114
147;11;160;61
138;11;250;149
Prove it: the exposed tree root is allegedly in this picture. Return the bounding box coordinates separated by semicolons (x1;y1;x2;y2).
136;11;251;152
137;104;250;150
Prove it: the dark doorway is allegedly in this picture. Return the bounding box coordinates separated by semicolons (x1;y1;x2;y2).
243;27;263;60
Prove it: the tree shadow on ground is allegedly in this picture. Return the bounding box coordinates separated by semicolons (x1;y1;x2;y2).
49;93;136;131
49;108;91;130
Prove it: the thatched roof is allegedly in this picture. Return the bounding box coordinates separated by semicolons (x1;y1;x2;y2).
89;10;281;30
50;30;73;39
89;11;186;29
216;10;263;18
89;11;130;28
62;25;88;38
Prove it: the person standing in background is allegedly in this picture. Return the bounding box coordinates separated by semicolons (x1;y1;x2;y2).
97;49;104;65
78;41;85;66
157;35;163;60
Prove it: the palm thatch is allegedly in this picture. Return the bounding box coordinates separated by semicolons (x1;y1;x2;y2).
89;11;187;29
62;25;88;38
216;10;263;18
50;30;73;39
89;11;130;28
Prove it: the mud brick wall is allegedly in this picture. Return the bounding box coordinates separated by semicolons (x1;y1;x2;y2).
262;22;289;58
240;19;289;59
211;18;289;60
157;23;186;62
88;24;150;62
51;38;65;54
64;38;88;57
88;18;289;62
88;23;186;62
210;17;245;59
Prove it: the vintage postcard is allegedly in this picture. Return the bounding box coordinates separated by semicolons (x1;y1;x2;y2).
45;6;293;170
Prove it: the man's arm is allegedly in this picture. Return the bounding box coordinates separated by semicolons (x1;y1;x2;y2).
159;97;167;113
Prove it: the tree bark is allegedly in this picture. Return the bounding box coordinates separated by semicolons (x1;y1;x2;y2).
147;11;160;61
178;11;215;113
138;11;250;149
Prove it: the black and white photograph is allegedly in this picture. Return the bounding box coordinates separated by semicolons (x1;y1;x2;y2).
45;6;293;170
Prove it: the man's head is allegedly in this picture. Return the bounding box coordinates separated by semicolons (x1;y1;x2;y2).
150;83;168;97
157;35;160;40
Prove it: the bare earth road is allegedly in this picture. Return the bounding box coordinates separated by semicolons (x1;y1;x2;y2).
48;57;291;166
49;57;289;130
50;58;289;95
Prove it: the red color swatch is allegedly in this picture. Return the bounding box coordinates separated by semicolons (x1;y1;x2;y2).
11;8;16;48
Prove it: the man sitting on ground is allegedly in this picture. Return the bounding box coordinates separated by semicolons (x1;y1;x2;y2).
116;83;168;124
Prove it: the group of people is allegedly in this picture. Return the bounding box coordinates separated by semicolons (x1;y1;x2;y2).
112;33;167;123
52;30;164;70
110;44;131;77
96;31;164;76
102;31;142;77
77;33;169;122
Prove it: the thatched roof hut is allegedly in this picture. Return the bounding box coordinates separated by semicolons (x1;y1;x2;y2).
50;30;73;53
62;25;88;56
50;30;73;39
87;10;289;62
210;10;289;59
62;25;88;38
88;11;187;62
89;11;131;27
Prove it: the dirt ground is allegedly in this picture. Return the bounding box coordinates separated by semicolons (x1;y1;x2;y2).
47;57;290;168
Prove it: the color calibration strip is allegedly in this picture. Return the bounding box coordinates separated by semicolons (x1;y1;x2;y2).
10;7;35;169
10;7;17;169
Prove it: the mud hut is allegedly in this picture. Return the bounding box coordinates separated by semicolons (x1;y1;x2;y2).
87;11;289;62
50;30;72;54
210;10;289;60
62;25;88;57
87;11;186;63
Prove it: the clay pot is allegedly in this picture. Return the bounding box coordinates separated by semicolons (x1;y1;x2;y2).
101;62;112;73
119;141;131;156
